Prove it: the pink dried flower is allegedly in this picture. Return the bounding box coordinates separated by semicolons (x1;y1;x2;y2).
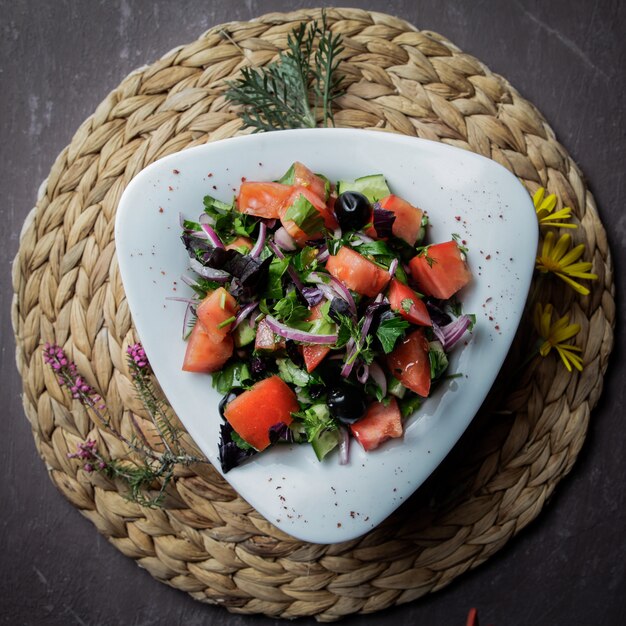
127;343;150;370
43;343;100;401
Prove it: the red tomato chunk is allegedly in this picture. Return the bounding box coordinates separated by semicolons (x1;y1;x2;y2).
408;240;471;300
224;376;299;451
326;246;390;298
350;398;403;451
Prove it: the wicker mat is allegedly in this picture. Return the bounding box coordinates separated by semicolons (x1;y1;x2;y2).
11;8;615;621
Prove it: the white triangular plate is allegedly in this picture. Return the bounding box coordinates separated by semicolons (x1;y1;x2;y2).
115;129;537;543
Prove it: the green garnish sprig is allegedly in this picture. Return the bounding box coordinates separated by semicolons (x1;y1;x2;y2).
225;15;344;131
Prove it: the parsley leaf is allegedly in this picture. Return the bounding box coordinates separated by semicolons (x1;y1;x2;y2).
273;290;311;327
376;314;409;353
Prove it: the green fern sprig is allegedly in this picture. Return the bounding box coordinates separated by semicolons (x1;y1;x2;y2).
225;16;344;131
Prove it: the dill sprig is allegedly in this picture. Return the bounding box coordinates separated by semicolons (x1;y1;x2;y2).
225;15;344;131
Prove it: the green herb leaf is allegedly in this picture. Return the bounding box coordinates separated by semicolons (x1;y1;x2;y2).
399;394;422;418
211;361;252;394
376;314;410;353
428;340;449;380
283;193;325;235
263;257;289;300
273;290;311;327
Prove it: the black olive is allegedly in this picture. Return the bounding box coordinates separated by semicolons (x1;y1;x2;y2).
218;389;243;418
286;340;305;367
335;191;371;232
328;297;351;323
327;384;367;424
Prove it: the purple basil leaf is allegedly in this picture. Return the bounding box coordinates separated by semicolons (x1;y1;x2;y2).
372;203;396;239
218;422;257;473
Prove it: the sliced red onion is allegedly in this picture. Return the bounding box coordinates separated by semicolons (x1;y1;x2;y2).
436;315;473;351
317;246;330;262
355;232;375;244
233;302;257;329
388;258;398;277
264;315;338;344
268;240;285;260
431;322;446;346
265;218;277;229
332;226;342;239
316;283;338;302
189;258;229;281
198;213;212;225
368;361;387;397
287;266;306;295
274;226;297;251
356;362;369;384
201;223;225;249
250;222;266;258
308;272;351;309
339;427;350;465
328;277;357;315
182;302;195;339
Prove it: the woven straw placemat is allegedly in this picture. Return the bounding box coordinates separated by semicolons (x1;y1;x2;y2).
12;8;615;621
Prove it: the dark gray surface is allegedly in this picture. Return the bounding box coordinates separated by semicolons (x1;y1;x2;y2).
1;1;624;624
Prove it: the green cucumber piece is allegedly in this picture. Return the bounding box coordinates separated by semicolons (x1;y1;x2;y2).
311;429;342;461
388;376;407;399
234;323;255;347
337;174;391;202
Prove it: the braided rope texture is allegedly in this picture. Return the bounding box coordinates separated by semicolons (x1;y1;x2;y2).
11;8;615;621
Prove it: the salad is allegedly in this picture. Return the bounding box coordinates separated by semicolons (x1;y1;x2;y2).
178;162;474;472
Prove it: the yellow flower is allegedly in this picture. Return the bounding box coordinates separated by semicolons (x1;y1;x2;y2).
533;187;577;229
535;231;598;295
533;303;583;372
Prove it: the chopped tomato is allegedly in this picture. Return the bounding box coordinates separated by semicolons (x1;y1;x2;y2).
292;162;328;200
196;287;239;342
379;195;423;246
388;279;431;326
408;240;471;299
302;345;329;373
224;376;298;451
350;398;403;451
326;246;390;297
225;236;253;252
386;329;431;397
236;182;293;219
255;319;286;352
182;323;233;373
302;304;330;372
279;186;338;244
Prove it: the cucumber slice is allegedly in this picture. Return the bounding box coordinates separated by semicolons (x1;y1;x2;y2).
234;323;255;347
311;428;342;461
337;174;391;202
388;376;407;399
